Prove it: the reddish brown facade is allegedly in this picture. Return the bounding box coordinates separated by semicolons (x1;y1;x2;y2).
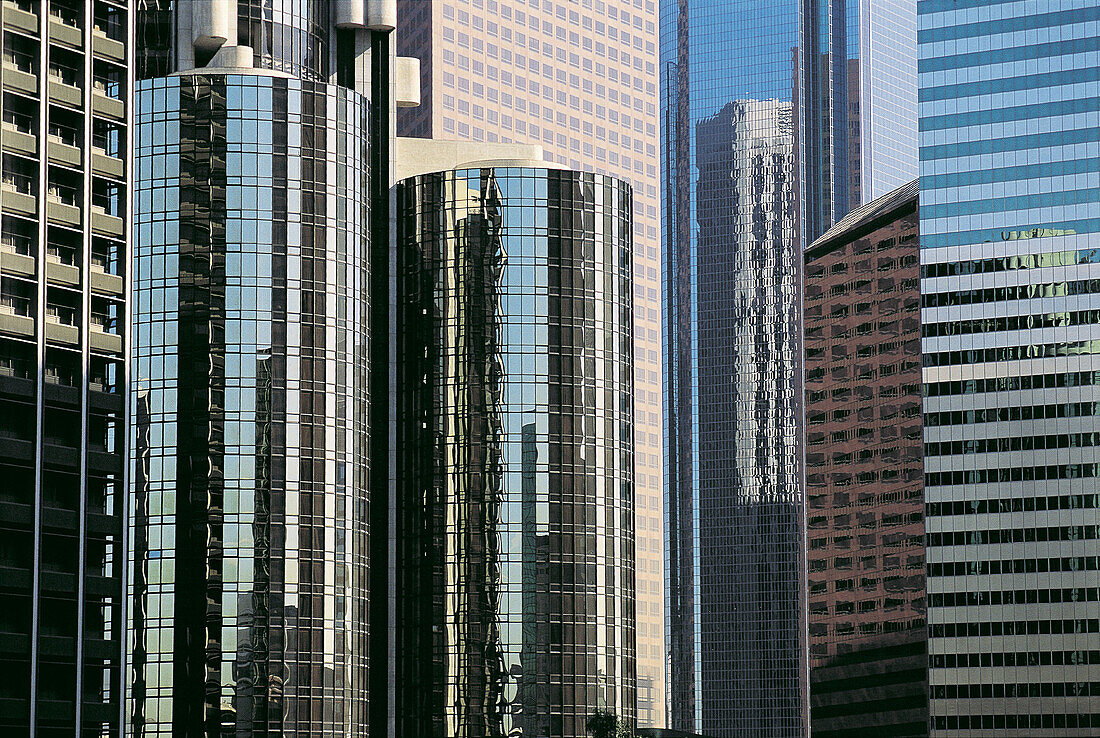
803;180;927;737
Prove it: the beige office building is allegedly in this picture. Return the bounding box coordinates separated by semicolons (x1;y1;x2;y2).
397;0;664;726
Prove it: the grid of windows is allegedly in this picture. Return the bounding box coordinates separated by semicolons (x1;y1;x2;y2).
920;2;1100;735
803;189;927;737
0;0;129;735
394;168;635;738
131;73;370;736
395;3;667;720
661;1;806;734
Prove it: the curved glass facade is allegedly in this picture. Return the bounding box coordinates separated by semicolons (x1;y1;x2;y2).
394;168;636;738
130;74;370;736
237;0;331;81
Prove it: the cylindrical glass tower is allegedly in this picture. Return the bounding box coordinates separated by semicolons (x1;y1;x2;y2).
393;168;636;738
130;73;370;736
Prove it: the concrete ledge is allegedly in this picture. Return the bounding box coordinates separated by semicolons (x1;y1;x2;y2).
90;330;122;355
395;137;560;182
45;322;79;346
0;312;34;338
91;270;124;297
0;250;35;277
46;260;80;287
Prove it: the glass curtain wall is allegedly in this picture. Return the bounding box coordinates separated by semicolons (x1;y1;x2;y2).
661;0;807;735
919;1;1100;735
130;73;370;736
394;167;635;738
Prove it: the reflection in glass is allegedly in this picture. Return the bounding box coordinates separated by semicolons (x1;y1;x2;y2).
130;74;370;737
395;168;635;738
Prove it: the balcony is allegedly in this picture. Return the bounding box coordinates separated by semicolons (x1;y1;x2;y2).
43;362;76;387
0;297;34;339
92;149;123;179
45;254;79;287
91;65;123;119
90;245;122;296
47;127;82;168
46;184;81;226
89;211;120;244
47;63;81;108
92;25;124;63
1;174;36;216
0;239;34;277
48;8;82;49
45;304;79;346
91;123;124;178
1;115;36;157
1;49;37;96
89;309;120;354
2;0;39;35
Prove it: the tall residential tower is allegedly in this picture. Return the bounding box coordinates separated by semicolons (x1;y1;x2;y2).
0;0;129;735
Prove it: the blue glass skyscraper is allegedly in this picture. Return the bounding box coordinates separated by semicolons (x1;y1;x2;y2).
801;0;919;237
662;2;805;735
661;0;917;734
919;1;1100;735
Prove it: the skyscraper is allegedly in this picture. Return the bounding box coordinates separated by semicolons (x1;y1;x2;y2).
393;165;636;738
804;180;927;737
800;0;919;237
129;2;393;733
0;0;129;735
662;0;917;734
661;2;806;734
855;0;918;202
919;2;1100;735
395;3;666;723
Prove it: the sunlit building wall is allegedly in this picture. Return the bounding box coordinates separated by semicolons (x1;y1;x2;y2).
919;1;1100;735
396;4;666;721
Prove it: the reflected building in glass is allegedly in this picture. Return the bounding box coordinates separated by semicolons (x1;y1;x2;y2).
394;167;636;738
129;1;391;734
919;2;1100;735
800;0;918;235
661;1;806;735
661;0;918;734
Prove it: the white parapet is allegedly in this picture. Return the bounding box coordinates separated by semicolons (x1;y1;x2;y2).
395;138;560;182
396;56;421;108
207;45;255;70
